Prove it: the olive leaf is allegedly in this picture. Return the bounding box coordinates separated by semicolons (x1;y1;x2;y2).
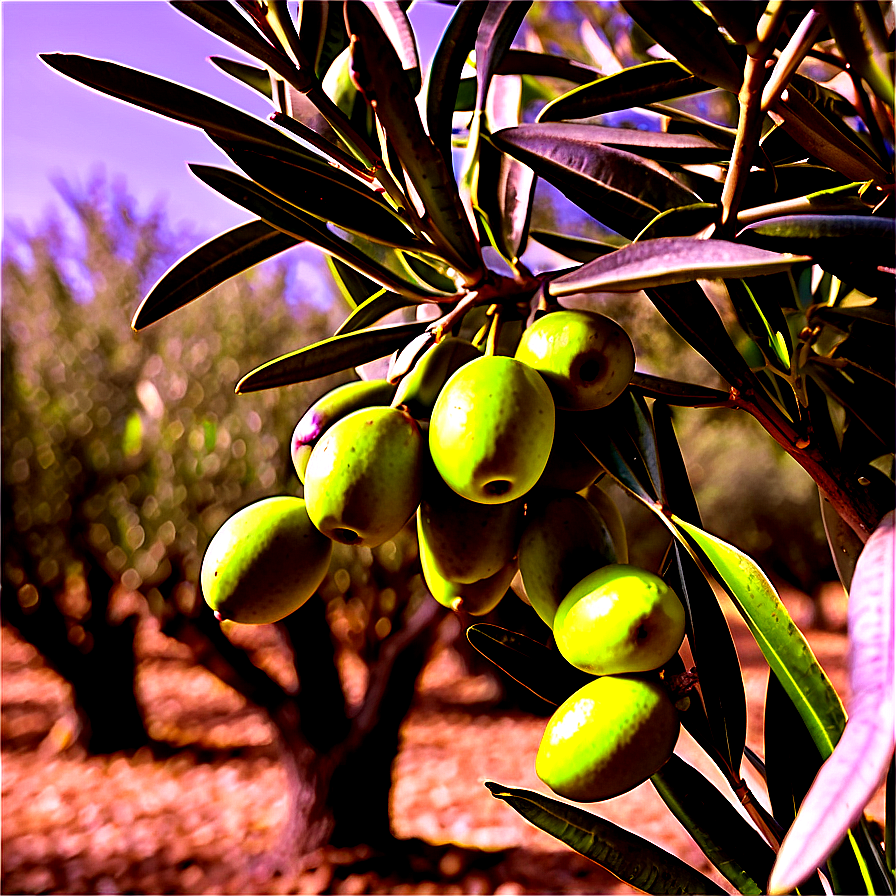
235;321;428;393
652;754;776;895
296;0;348;79
209;56;273;100
629;373;730;408
465;624;594;707
538;60;713;123
673;517;848;762
484;782;726;895
530;230;628;263
548;238;811;295
769;511;896;896
133;219;301;330
493;123;699;238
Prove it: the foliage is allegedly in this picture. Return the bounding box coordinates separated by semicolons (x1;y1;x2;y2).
35;1;895;893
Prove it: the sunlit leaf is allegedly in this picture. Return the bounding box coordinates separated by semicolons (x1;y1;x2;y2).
636;204;719;241
621;1;743;93
209;56;273;99
133;219;300;330
188;164;445;301
493;123;698;238
334;290;417;336
327;256;379;311
724;278;792;374
214;140;422;250
38;53;312;153
549;238;810;295
673;516;848;761
539;60;713;123
484;782;726;895
424;1;487;164
652;754;775;894
236;321;427;393
629;372;730;407
367;0;421;95
297;0;348;79
466;624;594;707
530;230;628;263
769;511;896;895
347;1;483;279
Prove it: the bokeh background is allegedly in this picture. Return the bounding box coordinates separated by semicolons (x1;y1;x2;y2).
2;3;848;894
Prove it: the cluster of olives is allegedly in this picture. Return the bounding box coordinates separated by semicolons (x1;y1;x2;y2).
201;308;686;801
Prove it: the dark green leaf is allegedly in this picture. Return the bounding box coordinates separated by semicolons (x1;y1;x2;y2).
636;204;719;240
652;754;775;894
368;0;421;95
425;1;488;165
466;624;594;707
214;140;422;250
673;516;848;762
492;124;699;238
539;60;713;123
38;53;311;152
472;2;532;116
769;512;896;896
133;219;300;330
327;256;380;310
188;164;444;300
809;304;895;330
236;320;427;393
701;2;764;47
549;238;810;295
832;321;896;387
170;0;309;88
621;1;744;93
776;86;892;185
629;372;730;407
662;541;746;778
297;0;348;79
530;230;628;263
497;48;598;84
209;56;273;99
334;290;417;336
644;280;755;388
724;278;793;374
484;782;726;895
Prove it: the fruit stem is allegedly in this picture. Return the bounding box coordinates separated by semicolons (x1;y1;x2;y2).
733;778;785;851
484;305;502;357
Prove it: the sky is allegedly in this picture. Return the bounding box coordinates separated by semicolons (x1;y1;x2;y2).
2;1;452;239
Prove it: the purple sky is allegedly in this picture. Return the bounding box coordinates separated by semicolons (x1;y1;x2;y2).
2;1;451;238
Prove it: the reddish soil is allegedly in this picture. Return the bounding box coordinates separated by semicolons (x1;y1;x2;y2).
1;583;883;895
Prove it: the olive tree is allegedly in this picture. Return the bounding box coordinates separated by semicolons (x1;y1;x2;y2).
39;2;893;893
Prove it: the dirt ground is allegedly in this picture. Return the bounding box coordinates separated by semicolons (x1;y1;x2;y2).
1;582;884;895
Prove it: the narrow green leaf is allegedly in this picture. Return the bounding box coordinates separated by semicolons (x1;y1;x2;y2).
346;1;483;279
629;372;730;407
472;2;532;116
209;56;273;99
236;321;427;393
724;279;792;374
133;219;299;330
334;290;417;336
424;1;488;164
673;516;848;761
621;1;743;93
769;511;896;895
644;280;756;388
636;204;719;241
484;782;726;895
214;140;422;250
297;0;348;79
776;86;892;185
38;53;312;152
652;755;775;894
492;124;699;238
171;0;303;84
530;230;629;263
497;48;599;84
367;0;421;96
549;238;810;296
188;164;444;301
539;60;713;123
663;541;746;778
326;256;379;311
466;624;594;707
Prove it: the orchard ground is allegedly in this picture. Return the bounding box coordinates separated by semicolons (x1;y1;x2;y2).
2;580;884;896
